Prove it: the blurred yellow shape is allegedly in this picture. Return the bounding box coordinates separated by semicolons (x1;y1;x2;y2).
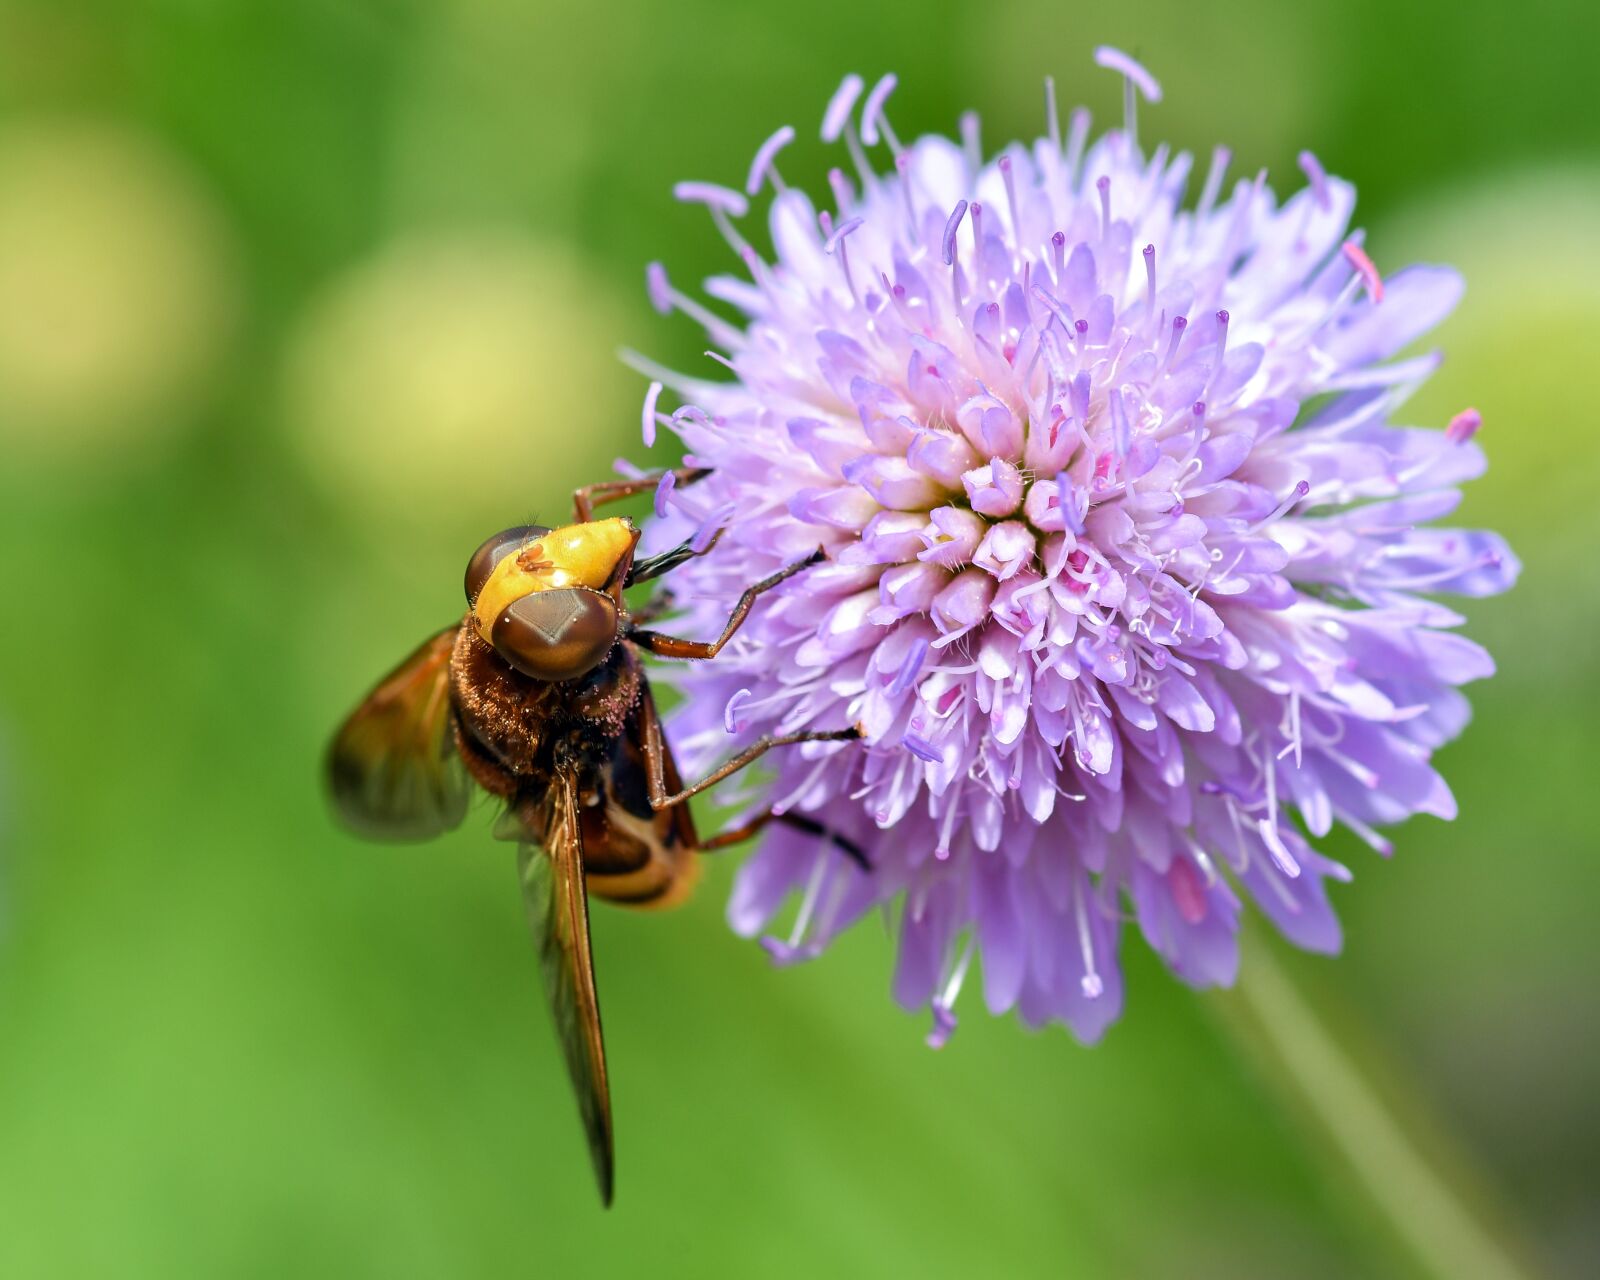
283;233;632;527
0;122;237;458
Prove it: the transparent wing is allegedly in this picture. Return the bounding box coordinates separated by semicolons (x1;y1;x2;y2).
518;772;615;1205
327;628;470;841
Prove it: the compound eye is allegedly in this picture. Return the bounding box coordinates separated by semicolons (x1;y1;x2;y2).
465;524;551;604
490;587;619;682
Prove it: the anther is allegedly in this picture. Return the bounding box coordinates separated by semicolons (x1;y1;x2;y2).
746;125;796;197
1341;240;1383;303
641;380;662;447
860;73;901;151
1446;407;1482;444
821;74;865;143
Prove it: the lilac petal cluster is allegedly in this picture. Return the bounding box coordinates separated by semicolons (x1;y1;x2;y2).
633;54;1516;1044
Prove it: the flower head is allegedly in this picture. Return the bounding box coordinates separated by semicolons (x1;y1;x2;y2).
634;54;1517;1043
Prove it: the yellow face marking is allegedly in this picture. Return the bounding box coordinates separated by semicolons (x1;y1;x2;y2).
472;517;635;644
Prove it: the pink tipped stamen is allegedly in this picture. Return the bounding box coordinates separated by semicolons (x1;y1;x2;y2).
860;73;900;150
1297;151;1330;211
821;73;865;142
1143;242;1157;321
1163;314;1188;368
723;687;753;734
652;469;675;518
641;380;662;448
1447;407;1482;444
673;181;749;218
746;125;796;197
1265;479;1312;524
1342;240;1384;303
1203;309;1230;397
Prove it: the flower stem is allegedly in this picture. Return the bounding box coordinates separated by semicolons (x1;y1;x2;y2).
1217;937;1545;1280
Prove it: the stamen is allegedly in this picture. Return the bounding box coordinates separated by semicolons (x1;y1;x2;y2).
1257;818;1302;879
824;215;864;302
827;167;854;214
673;181;749;218
1446;407;1481;444
723;688;753;734
746;125;796;196
645;261;673;315
999;155;1022;244
821;74;865;142
1341;240;1384;303
1044;76;1061;151
1297;151;1330;210
926;1001;958;1050
895;152;917;236
941;198;968;267
1195;146;1231;222
1097;175;1112;238
1050;230;1066;282
904;732;945;765
860;73;901;151
1163;314;1188;368
646;262;747;348
1074;876;1103;997
959;110;981;172
1093;45;1162;152
777;853;832;954
888;636;929;696
927;935;974;1047
653;467;675;517
1056;471;1085;534
640;380;662;447
1142;242;1157;323
1263;479;1311;525
1110;390;1132;457
1063;108;1090;182
690;503;735;553
1203;309;1230;397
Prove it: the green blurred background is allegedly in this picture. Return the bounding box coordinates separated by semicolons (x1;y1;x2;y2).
0;1;1595;1276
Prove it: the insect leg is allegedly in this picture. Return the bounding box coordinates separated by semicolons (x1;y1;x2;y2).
624;530;724;588
572;467;709;523
641;706;860;810
699;810;871;871
629;548;826;659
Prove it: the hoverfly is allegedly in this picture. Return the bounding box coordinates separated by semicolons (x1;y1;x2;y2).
327;469;864;1205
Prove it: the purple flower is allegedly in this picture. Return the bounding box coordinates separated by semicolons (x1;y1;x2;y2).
634;54;1517;1044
